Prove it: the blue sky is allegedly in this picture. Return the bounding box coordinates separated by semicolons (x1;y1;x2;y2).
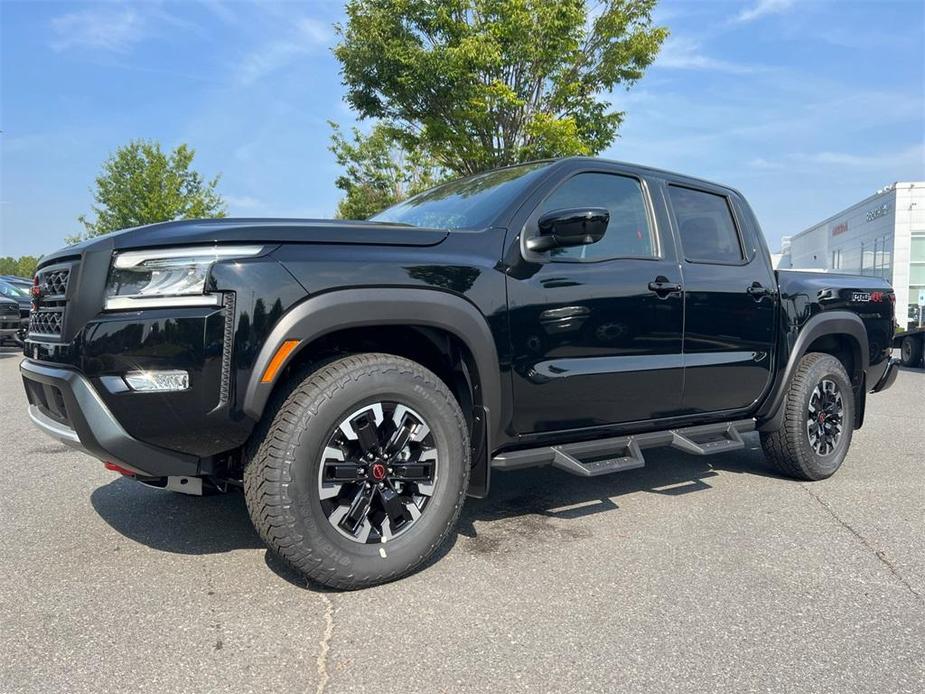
1;0;923;258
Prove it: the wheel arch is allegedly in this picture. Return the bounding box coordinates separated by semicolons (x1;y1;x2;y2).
757;310;869;432
241;288;502;496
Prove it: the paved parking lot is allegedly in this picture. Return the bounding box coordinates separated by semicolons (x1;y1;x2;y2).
1;347;922;693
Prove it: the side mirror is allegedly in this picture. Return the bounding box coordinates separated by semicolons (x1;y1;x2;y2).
527;207;609;253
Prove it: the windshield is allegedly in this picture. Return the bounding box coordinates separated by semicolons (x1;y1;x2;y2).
370;161;553;229
0;281;29;300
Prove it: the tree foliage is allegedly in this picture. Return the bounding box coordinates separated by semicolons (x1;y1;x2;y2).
0;256;40;278
70;140;226;244
329;122;444;219
334;0;668;176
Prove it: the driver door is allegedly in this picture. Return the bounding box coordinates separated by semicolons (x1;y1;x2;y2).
506;168;685;435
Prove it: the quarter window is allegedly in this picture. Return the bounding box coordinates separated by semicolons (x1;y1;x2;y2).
536;173;656;260
669;186;745;264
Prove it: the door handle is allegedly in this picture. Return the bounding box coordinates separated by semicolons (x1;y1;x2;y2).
648;276;682;296
746;282;774;299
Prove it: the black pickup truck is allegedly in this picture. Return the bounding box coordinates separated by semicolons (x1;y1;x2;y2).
21;157;898;589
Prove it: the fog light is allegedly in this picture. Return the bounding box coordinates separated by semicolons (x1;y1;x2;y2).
124;370;189;392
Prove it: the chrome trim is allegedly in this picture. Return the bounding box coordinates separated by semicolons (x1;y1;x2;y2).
104;293;223;311
27;404;81;446
113;245;264;268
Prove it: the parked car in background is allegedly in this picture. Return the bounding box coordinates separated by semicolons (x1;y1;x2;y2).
1;296;21;344
0;278;30;345
20;157;898;589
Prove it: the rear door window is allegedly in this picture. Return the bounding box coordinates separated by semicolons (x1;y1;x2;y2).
669;186;744;264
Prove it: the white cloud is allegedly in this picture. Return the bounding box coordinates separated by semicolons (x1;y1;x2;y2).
49;3;195;53
655;37;761;74
225;194;263;210
736;0;797;24
750;145;925;170
50;7;146;53
237;17;332;86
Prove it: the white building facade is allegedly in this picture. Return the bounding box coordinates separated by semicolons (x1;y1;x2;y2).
783;182;925;330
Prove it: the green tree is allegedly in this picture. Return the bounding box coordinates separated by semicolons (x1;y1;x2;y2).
0;256;40;278
334;0;668;176
70;139;226;244
329;122;444;219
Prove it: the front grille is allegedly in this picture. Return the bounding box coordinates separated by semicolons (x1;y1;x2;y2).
29;310;64;336
28;264;74;339
43;269;70;296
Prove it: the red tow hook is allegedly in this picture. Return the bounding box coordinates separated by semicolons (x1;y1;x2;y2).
103;462;135;477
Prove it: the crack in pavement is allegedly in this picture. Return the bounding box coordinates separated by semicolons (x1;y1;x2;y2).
315;594;335;694
800;483;922;603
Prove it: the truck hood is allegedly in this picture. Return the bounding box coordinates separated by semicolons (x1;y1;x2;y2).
40;218;449;265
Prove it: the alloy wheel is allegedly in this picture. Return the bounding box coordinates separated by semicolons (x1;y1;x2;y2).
318;402;438;544
805;378;844;456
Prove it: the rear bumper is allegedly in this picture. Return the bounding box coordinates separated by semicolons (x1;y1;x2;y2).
871;358;899;394
20;359;200;477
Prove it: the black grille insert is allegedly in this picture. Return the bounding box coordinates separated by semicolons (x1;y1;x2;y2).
23;378;70;425
29;264;74;339
29;310;64;336
42;269;70;297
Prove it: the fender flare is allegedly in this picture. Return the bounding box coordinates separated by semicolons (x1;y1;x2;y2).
757;310;869;432
242;287;502;459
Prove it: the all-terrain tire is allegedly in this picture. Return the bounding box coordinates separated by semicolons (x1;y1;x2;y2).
760;353;854;481
244;353;469;590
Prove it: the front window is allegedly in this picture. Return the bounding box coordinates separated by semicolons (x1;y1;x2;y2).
536;172;657;261
370;162;553;229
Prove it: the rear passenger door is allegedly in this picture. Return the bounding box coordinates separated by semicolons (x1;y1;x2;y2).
664;183;778;414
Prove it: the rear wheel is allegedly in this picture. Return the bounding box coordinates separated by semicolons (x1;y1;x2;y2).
900;335;923;367
244;353;469;590
760;353;854;481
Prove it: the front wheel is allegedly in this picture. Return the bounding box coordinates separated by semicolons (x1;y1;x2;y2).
244;353;469;590
760;353;854;481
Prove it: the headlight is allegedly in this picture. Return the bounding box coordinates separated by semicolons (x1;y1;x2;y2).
104;245;264;310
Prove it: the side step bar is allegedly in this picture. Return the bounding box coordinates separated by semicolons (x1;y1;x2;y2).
491;419;754;478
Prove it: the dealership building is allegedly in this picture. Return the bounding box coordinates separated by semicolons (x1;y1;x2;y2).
778;181;925;330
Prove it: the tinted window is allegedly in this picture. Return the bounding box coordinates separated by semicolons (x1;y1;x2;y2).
0;281;29;299
537;173;655;260
370;162;552;229
669;186;744;263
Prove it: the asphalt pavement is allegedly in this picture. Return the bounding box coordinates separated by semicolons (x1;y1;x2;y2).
1;346;922;693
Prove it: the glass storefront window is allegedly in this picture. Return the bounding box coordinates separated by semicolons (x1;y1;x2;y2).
912;235;925;262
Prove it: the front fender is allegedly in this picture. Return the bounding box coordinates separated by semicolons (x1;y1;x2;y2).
242;287;503;456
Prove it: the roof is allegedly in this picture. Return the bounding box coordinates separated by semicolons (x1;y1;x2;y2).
553;156;742;195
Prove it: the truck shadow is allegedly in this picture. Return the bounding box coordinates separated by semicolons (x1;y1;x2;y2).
89;433;783;590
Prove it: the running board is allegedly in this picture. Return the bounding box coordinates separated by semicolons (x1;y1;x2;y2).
491;419;754;477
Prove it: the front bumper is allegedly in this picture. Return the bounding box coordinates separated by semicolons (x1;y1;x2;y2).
871;358;899;394
1;314;19;336
20;359;200;477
